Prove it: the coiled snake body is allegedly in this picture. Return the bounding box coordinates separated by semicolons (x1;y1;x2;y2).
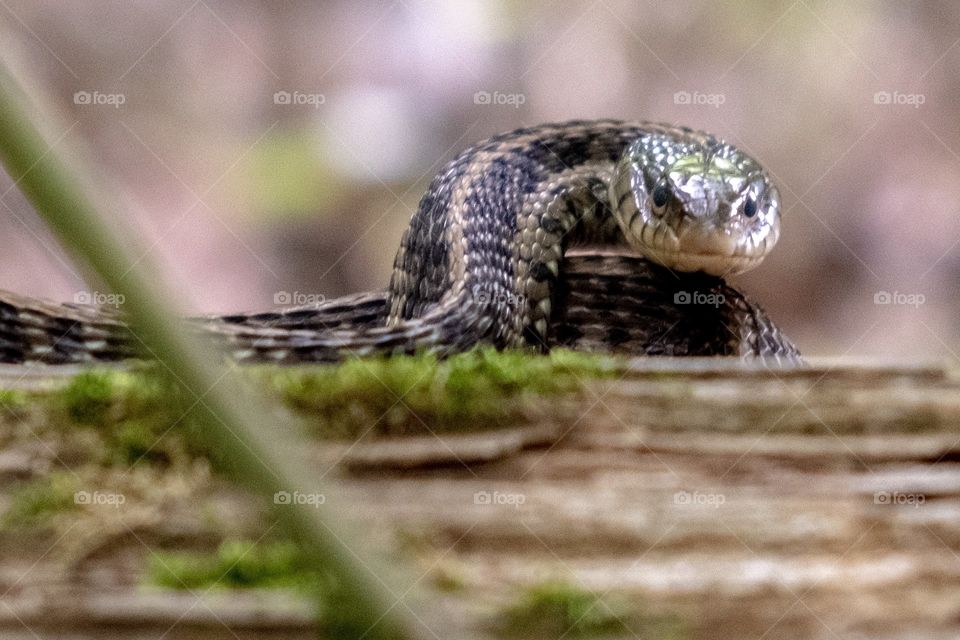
0;120;799;365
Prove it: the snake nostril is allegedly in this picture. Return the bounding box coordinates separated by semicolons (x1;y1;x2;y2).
717;200;733;220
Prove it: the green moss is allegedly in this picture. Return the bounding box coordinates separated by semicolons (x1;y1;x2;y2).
61;370;116;424
148;539;326;592
34;350;616;444
260;348;618;438
501;581;688;639
0;388;25;413
50;368;196;466
110;419;171;465
0;349;616;474
59;368;174;425
1;472;79;529
501;581;629;637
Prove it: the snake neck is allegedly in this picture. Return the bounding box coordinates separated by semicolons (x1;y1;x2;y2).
386;120;647;350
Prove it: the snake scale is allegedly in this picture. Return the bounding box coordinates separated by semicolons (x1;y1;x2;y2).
0;120;800;365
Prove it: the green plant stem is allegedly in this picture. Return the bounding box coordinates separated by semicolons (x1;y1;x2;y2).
0;62;421;639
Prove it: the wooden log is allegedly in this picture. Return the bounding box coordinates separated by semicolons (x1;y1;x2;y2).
0;359;958;639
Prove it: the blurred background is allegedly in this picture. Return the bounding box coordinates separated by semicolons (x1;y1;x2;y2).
0;0;958;358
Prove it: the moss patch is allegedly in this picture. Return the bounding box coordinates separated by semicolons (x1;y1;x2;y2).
52;368;195;466
1;472;79;530
10;349;616;448
501;581;688;639
148;539;326;592
0;388;25;413
260;348;619;438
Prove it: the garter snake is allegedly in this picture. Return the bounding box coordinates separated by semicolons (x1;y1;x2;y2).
0;120;798;364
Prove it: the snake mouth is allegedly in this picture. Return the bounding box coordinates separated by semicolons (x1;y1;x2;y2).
641;247;764;276
632;222;771;276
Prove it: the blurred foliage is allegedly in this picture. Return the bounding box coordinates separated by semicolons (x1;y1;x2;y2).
234;129;343;221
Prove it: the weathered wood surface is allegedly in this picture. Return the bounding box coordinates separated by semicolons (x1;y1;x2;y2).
1;358;960;639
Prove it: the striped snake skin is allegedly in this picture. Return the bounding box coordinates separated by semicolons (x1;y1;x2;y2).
0;120;799;365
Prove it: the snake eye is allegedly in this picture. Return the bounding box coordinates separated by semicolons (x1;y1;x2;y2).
651;184;670;208
742;195;758;218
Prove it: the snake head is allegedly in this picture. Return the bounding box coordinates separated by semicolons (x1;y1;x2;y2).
611;130;781;276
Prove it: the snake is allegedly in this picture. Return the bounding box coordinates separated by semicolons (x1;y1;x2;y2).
0;120;799;365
